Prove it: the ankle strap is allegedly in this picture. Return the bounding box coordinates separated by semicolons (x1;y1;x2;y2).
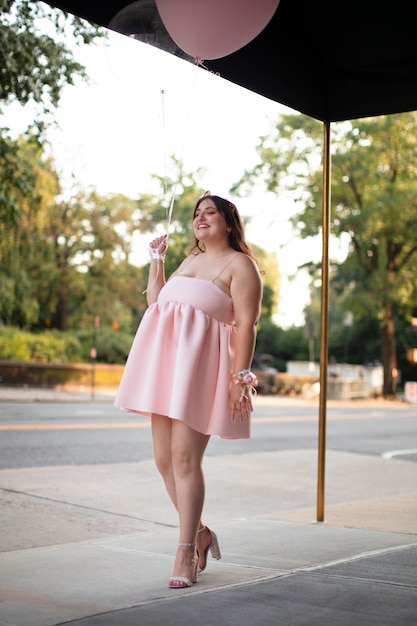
178;542;196;547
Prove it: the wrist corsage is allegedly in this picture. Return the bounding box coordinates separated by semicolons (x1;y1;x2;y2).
149;247;166;261
232;369;258;403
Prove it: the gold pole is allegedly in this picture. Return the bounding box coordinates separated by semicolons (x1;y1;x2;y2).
316;121;331;522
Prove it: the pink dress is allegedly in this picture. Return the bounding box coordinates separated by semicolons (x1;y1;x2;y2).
114;259;250;439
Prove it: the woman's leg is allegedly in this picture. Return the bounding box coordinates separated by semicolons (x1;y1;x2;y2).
169;419;210;585
170;419;210;543
151;414;210;531
151;414;211;582
151;414;178;509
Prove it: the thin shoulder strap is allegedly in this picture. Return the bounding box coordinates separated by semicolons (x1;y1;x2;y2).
211;252;239;283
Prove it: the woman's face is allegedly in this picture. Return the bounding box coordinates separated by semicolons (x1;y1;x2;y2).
193;199;228;241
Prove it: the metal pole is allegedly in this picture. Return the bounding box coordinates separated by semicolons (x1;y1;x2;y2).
316;121;331;522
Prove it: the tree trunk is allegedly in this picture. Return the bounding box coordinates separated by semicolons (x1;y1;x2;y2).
381;302;398;397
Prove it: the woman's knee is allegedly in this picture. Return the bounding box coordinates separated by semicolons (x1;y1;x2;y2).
154;451;173;479
171;447;200;478
151;413;173;477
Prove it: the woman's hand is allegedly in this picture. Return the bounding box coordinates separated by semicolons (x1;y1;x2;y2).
229;379;254;422
149;234;168;260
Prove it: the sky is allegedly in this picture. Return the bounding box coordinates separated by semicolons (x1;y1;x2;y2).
5;26;342;328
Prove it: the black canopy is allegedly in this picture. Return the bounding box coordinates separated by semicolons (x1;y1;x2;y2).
43;0;417;122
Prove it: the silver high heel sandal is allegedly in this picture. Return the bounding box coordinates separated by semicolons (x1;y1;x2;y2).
197;526;222;573
168;542;198;589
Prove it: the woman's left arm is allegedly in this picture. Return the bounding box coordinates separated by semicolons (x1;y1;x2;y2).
229;255;263;414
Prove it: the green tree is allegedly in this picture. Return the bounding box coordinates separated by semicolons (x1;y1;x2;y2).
251;246;280;326
0;0;105;263
233;112;417;397
39;185;159;332
0;0;104;118
0;132;60;326
0;137;154;334
64;190;153;334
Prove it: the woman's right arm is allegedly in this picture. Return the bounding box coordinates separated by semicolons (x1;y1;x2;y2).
146;235;167;305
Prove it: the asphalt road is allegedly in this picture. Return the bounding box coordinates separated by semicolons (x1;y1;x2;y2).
0;399;416;469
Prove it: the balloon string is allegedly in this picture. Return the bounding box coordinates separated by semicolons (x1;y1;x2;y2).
161;89;168;197
194;57;221;77
165;60;199;234
143;64;199;296
142;90;168;296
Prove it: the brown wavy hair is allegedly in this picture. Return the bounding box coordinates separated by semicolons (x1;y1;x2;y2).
191;193;257;262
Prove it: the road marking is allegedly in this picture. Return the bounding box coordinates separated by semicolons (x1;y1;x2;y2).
382;448;417;459
0;411;413;430
252;412;408;423
0;422;151;430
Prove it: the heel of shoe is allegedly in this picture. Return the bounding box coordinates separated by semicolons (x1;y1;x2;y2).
209;530;222;561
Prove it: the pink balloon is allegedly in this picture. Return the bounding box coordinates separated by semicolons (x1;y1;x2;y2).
155;0;280;60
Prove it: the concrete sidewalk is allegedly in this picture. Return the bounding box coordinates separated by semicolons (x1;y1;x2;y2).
0;388;416;625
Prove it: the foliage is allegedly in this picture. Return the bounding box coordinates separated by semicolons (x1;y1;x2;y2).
254;322;309;372
0;5;288;371
0;324;135;365
0;133;157;333
0;132;60;326
38;186;150;331
0;0;106;296
233;111;417;396
252;245;281;324
0;136;282;362
0;325;82;362
74;327;135;364
150;155;207;235
0;0;105;121
0;130;281;363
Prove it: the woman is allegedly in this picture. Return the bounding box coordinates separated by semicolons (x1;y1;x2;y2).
114;193;263;589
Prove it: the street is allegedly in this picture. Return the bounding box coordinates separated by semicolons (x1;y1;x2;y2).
1;395;416;626
0;399;416;469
